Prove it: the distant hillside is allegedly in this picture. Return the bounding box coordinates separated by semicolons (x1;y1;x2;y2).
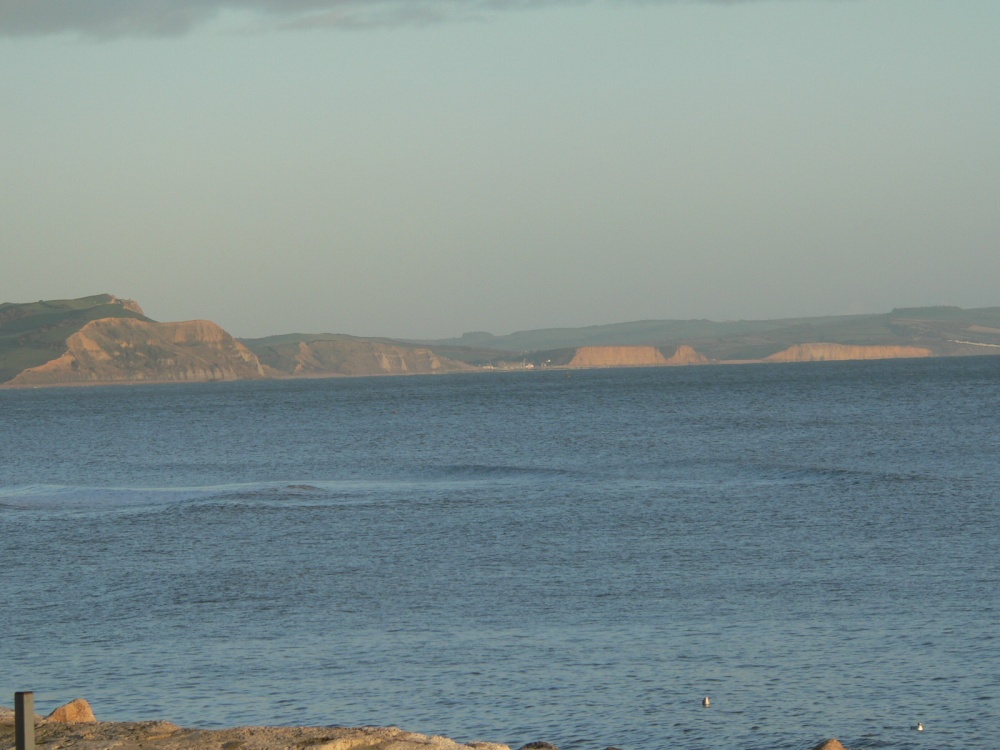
7;317;266;386
417;306;1000;361
4;295;999;387
1;294;268;386
0;296;479;386
243;333;475;377
0;294;149;383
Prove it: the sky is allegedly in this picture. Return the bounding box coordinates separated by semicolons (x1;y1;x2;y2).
2;1;998;339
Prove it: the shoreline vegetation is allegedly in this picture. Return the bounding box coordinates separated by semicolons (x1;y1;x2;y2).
0;700;851;750
2;294;999;388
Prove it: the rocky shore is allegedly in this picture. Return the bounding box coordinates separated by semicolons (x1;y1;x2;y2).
0;700;850;750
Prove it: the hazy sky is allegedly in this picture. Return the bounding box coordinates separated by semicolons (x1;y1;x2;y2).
2;1;998;339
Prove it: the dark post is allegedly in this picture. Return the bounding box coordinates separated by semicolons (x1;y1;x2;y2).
15;691;35;750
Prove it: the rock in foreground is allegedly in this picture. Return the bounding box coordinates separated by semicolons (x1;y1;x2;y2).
811;740;849;750
0;719;511;750
0;705;851;750
45;698;97;723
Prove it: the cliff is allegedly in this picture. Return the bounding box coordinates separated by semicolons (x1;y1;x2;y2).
664;344;711;365
4;294;998;386
288;338;475;376
247;334;476;377
565;345;709;368
567;346;668;367
0;294;151;382
425;306;1000;361
557;342;932;369
763;343;933;363
1;295;477;385
6;317;266;386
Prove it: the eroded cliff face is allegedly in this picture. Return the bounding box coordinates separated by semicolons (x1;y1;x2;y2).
286;339;475;377
567;346;669;367
567;345;710;368
8;318;267;386
664;344;710;365
763;343;933;363
107;295;145;316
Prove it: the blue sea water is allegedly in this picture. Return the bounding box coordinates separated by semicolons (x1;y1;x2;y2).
1;357;998;750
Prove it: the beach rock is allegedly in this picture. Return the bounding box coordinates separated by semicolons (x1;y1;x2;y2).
0;704;44;724
0;721;510;750
46;697;97;723
0;717;850;750
811;740;848;750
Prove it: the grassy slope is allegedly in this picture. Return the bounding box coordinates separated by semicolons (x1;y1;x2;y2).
0;295;149;383
242;332;508;369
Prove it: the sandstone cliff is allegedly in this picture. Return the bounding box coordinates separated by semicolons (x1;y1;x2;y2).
0;294;154;383
248;335;475;377
7;318;267;386
763;343;933;363
294;339;474;376
6;294;993;385
663;344;711;365
567;346;669;368
1;293;479;385
566;345;709;368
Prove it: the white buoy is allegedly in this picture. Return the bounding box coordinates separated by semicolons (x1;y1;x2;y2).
702;696;711;708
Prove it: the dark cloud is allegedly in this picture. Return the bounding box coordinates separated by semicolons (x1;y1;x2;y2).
277;3;466;32
0;0;737;38
0;0;223;38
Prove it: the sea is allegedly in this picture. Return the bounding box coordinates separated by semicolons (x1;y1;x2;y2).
1;357;998;750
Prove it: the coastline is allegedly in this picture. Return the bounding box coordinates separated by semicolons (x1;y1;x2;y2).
0;708;848;750
2;704;526;750
0;714;512;750
0;348;979;391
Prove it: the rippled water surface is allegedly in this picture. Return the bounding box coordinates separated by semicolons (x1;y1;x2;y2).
2;358;999;750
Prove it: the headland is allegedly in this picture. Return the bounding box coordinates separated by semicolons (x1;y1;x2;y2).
3;294;998;387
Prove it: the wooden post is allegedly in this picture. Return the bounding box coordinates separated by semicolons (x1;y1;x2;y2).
15;691;35;750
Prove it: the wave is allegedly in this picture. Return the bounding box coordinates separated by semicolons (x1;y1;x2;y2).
424;463;576;480
676;460;935;488
0;483;224;512
761;463;934;487
0;469;565;514
0;482;365;513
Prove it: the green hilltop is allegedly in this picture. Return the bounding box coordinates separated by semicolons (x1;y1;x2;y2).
0;294;149;383
241;331;504;369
